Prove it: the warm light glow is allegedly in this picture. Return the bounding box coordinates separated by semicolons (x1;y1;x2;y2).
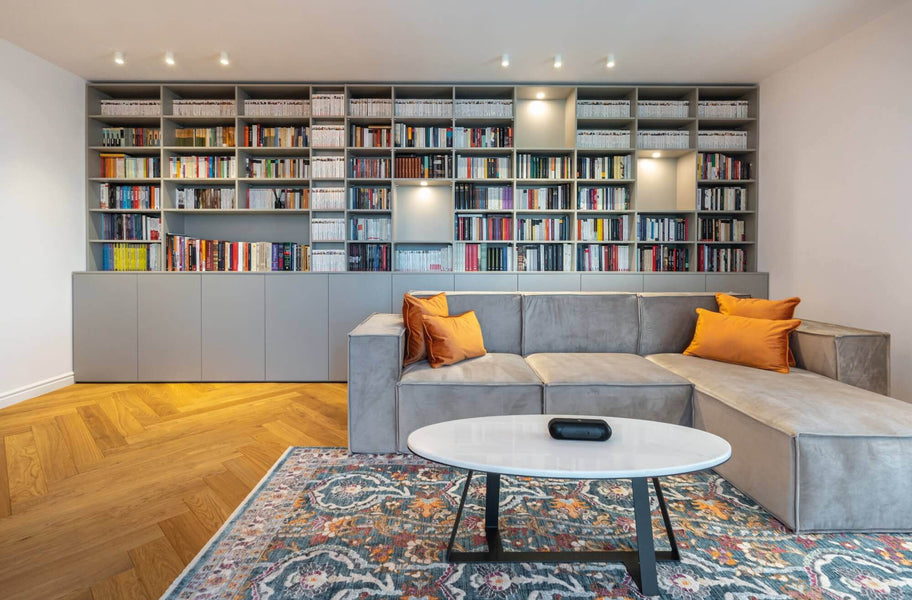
113;51;125;65
535;92;545;99
652;152;661;158
606;54;616;69
164;52;175;66
553;54;563;69
529;100;546;115
420;180;428;187
501;54;510;68
219;51;230;66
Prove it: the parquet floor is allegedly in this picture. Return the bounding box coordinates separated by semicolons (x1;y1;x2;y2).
0;382;348;600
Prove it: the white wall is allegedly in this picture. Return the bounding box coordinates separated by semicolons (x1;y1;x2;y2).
0;38;85;406
759;0;912;400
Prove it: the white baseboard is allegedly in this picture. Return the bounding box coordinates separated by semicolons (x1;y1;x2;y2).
0;372;75;410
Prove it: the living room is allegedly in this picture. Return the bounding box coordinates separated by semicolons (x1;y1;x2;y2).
0;1;910;598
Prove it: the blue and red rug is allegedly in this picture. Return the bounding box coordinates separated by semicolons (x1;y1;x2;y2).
163;448;912;599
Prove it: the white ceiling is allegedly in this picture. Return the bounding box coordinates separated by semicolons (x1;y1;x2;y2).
0;0;903;83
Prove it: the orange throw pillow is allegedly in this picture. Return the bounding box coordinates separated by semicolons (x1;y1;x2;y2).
402;293;448;366
684;308;801;374
421;311;487;368
716;292;801;365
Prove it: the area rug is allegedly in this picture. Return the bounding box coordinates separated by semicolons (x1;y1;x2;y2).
162;448;912;599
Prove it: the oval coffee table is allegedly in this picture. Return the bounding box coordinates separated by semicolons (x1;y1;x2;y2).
408;414;731;597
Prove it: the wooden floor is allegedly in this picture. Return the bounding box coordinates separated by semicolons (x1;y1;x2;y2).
0;382;348;600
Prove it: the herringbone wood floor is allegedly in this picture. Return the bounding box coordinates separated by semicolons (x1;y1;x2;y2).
0;382;348;600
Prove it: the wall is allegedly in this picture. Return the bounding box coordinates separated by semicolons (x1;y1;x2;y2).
0;39;85;406
759;0;912;400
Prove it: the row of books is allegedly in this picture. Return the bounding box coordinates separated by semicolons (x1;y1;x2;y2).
350;187;390;210
313;187;346;209
312;93;345;116
312;249;347;272
350;217;391;241
173;99;235;117
454;243;514;272
311;125;345;147
576;99;630;119
350;157;391;178
246;188;309;210
348;243;390;272
698;100;749;119
699;153;752;180
395;155;452;179
99;184;160;209
517;185;571;210
516;155;572;179
638;217;689;242
170;156;236;179
578;216;629;242
578;186;630;211
638;100;689;118
576;130;631;149
640;245;690;272
101;243;160;271
244;99;310;117
312;218;345;241
517;244;572;272
394;125;452;148
453;126;513;148
101;127;160;147
455;183;513;210
396;247;451;272
245;157;307;179
578;244;631;272
100;214;161;240
167;235;309;271
697;186;748;211
698;218;746;242
395;99;452;118
175;127;235;147
176;187;236;209
100;154;160;178
637;130;690;149
455;215;513;241
577;155;632;180
456;156;511;179
351;125;391;148
697;131;748;150
517;217;570;241
455;99;512;118
243;125;308;148
349;98;393;118
312;157;345;179
100;99;160;116
697;246;747;272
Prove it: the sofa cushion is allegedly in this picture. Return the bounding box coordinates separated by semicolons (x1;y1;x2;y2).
412;291;522;355
647;353;912;531
522;293;639;355
526;353;693;425
637;293;722;355
397;353;542;452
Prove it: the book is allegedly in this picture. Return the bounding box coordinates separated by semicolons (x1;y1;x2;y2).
101;243;160;271
349;187;390;210
639;245;690;272
312;93;344;116
576;99;630;118
454;99;512;118
100;214;161;240
245;157;307;179
698;153;752;180
101;127;160;147
174;127;235;147
244;99;310;117
100;154;160;178
577;186;629;211
312;187;346;210
697;130;748;150
396;247;451;271
245;188;308;210
698;186;747;211
577;244;631;272
697;245;746;272
638;100;689;118
456;156;510;179
350;125;392;148
349;157;391;178
516;154;571;179
311;218;345;241
395;154;452;179
577;155;631;180
517;185;570;210
698;100;749;119
638;216;688;242
453;126;513;148
349;216;391;241
698;217;746;242
311;125;345;147
177;187;236;209
576;129;630;149
99;99;161;116
99;184;160;209
455;184;513;210
455;214;513;241
394;124;452;148
348;243;390;271
516;243;572;272
394;98;453;118
517;216;570;241
578;216;629;242
349;98;392;118
170;155;236;178
311;156;345;179
636;130;690;149
172;99;234;117
167;235;309;271
454;243;513;272
311;249;346;272
243;125;308;147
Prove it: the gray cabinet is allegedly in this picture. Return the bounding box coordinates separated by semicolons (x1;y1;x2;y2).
74;274;138;382
705;273;769;299
643;273;706;292
454;273;518;291
265;274;329;381
392;273;455;314
201;275;265;381
138;274;202;381
328;274;392;380
581;273;645;292
517;273;581;292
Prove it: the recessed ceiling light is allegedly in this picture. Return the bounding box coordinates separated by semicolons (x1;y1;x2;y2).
164;51;175;66
553;54;563;69
113;51;125;65
606;54;616;69
420;180;428;187
652;151;661;158
219;51;230;66
536;92;545;100
501;54;510;68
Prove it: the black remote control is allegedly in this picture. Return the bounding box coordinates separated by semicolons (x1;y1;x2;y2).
548;417;612;442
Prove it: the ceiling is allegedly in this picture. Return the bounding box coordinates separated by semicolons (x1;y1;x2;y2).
0;0;903;83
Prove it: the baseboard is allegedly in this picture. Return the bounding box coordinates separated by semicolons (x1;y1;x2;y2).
0;372;75;409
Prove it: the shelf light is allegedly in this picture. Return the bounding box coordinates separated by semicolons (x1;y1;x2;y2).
606;54;616;69
219;51;230;66
536;92;545;100
113;51;125;65
420;180;428;187
501;54;510;68
651;151;661;158
553;54;563;69
164;51;176;66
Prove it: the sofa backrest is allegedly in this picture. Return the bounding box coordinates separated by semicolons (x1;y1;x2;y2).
636;293;721;355
521;293;639;355
412;291;523;354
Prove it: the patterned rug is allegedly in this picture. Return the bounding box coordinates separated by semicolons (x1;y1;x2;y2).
163;448;912;600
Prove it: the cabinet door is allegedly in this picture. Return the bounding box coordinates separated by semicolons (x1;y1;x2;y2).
328;273;392;381
74;274;138;382
705;273;769;299
517;273;581;291
138;274;201;381
643;273;707;292
265;274;329;381
392;273;455;314
580;273;644;292
454;273;518;291
201;275;265;381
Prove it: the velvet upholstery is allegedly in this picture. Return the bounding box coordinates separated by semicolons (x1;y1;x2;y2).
637;293;723;355
791;320;891;395
521;293;639;355
413;291;523;354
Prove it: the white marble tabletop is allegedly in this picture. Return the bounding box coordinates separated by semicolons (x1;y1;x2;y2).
407;415;731;479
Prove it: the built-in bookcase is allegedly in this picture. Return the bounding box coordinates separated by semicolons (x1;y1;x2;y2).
86;83;758;273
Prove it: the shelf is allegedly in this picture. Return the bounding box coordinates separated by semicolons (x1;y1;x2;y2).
393;147;453;153
697;117;756;127
453;178;512;183
577;210;635;214
515;178;574;184
90;177;160;183
238;116;311;124
90;239;161;244
697;179;755;184
696;210;755;214
636;240;693;244
454;208;516;213
576;240;632;244
636;148;694;158
89;115;161;126
515;240;571;244
348;178;392;184
576;179;635;184
90;208;162;213
575;117;635;128
90;146;161;154
164;178;237;183
454;147;513;153
575;147;635;155
163;209;310;214
346;147;393;153
697;240;755;245
393;178;452;186
346;116;394;125
164;146;237;154
636;117;695;126
239;146;310;155
695;147;756;154
515;209;574;214
396;240;454;245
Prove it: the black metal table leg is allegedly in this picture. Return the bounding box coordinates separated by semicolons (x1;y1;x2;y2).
631;477;659;596
484;472;502;554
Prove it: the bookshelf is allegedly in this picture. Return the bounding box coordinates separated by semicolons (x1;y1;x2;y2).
86;83;758;273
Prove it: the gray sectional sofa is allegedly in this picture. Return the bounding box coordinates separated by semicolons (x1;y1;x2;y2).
348;292;912;532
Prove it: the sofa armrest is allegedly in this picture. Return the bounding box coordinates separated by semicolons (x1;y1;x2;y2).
790;320;890;395
348;313;406;453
